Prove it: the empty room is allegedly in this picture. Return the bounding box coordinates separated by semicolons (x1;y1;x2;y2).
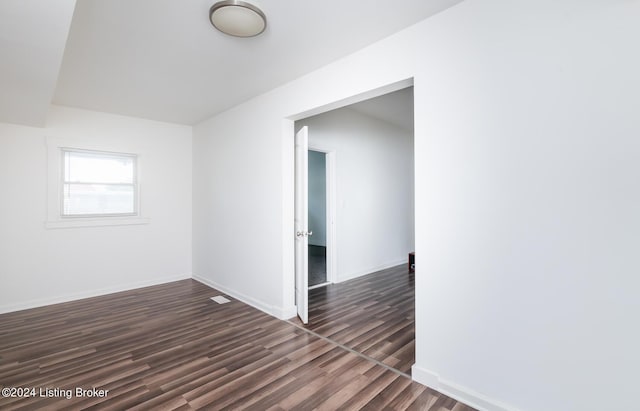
1;1;638;410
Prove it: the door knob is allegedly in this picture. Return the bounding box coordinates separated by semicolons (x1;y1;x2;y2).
296;231;312;237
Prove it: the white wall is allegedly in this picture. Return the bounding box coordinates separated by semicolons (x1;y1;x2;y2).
300;108;414;282
193;1;640;410
307;150;326;247
0;105;192;313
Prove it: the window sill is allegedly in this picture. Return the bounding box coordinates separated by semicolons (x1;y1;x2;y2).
45;217;150;229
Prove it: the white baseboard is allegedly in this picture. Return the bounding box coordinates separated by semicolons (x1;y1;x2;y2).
412;364;441;388
412;365;520;411
280;305;298;320
0;273;192;315
192;274;291;320
336;258;406;283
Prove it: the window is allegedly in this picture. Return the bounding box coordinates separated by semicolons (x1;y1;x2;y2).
46;138;148;229
61;149;138;217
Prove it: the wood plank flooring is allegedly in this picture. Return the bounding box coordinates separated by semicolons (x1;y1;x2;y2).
298;264;415;375
0;279;474;410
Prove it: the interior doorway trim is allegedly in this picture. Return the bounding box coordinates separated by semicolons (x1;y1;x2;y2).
308;144;336;285
282;77;414;322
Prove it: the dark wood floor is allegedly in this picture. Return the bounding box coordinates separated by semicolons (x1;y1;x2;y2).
308;245;327;287
297;264;415;375
0;279;474;410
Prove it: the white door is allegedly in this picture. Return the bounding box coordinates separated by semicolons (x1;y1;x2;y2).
295;126;310;324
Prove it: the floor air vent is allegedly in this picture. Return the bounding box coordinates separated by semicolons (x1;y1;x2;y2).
211;295;231;304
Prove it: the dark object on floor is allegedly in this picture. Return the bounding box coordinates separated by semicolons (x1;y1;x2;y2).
308;245;327;286
408;251;415;273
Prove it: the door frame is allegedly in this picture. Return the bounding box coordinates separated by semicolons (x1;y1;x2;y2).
308;145;337;285
282;77;414;320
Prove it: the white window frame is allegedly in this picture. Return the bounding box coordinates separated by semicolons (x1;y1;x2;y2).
46;137;150;229
60;148;139;218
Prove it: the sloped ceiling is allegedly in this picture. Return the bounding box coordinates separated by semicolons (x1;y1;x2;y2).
350;87;414;132
0;0;464;127
0;0;76;127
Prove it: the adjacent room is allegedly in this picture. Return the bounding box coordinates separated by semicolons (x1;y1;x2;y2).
294;87;416;375
1;1;639;410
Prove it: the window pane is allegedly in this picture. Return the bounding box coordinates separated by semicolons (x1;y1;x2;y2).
64;151;135;184
63;184;135;215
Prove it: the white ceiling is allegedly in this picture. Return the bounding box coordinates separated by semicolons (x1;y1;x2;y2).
349;87;414;132
1;0;463;127
0;0;76;127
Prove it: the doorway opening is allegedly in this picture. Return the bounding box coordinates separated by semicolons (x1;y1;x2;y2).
307;147;337;290
292;85;415;375
308;150;329;289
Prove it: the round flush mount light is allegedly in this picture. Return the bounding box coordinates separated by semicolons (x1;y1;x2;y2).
209;0;267;38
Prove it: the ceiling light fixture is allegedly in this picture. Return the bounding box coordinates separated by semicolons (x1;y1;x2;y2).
209;0;267;38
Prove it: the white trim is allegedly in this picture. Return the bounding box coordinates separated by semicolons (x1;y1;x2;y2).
412;365;522;411
60;147;138;218
288;78;415;122
0;273;191;315
283;79;415;316
411;365;442;392
280;304;298;320
281;119;296;320
46;136;148;229
192;274;293;320
307;142;334;154
336;258;407;283
45;217;150;229
325;151;337;284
